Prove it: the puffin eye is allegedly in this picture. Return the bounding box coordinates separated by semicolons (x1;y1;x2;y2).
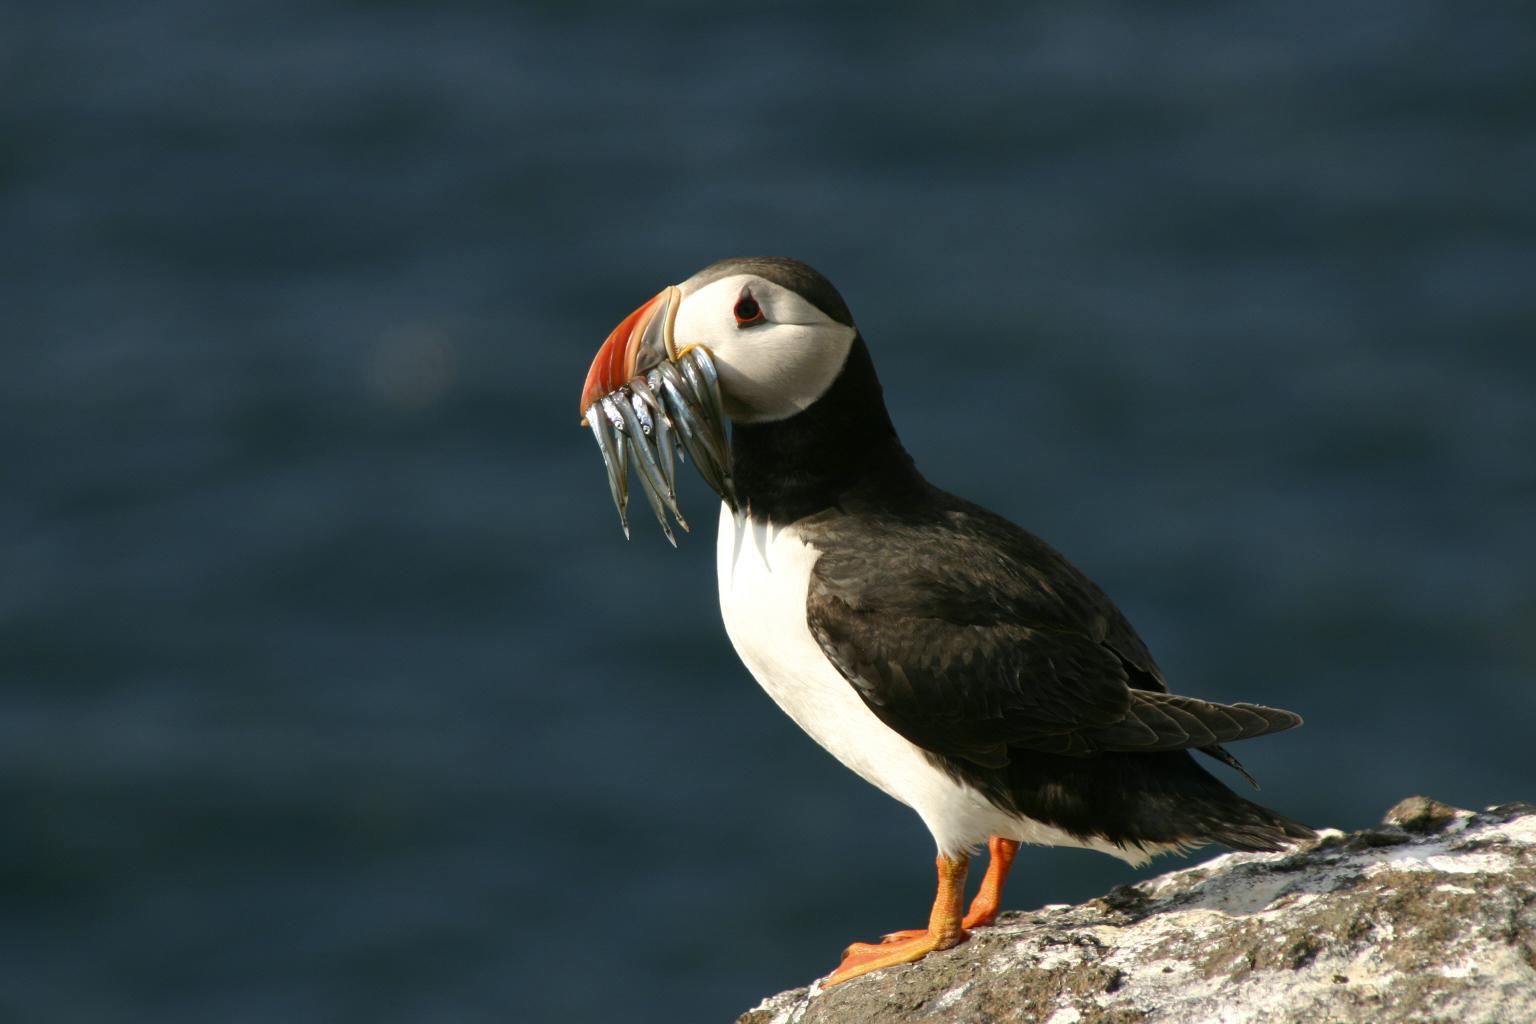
733;290;764;327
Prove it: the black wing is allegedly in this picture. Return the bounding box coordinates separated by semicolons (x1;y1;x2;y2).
803;493;1301;770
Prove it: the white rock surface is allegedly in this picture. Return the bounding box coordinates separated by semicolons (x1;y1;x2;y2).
737;798;1536;1024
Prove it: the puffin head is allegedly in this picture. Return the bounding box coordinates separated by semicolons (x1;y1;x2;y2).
579;257;859;425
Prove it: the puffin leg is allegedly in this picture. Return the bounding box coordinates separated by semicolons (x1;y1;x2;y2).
824;852;969;986
880;835;1020;942
961;835;1019;928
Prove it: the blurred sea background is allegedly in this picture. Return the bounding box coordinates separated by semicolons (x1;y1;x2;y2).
4;2;1534;1021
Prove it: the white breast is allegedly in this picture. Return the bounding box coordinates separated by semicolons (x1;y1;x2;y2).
713;503;1161;863
715;505;1012;856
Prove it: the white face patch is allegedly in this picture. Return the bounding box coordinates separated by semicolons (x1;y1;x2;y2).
672;273;857;424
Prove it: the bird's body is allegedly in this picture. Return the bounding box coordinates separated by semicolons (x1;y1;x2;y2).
718;506;1164;863
579;256;1315;985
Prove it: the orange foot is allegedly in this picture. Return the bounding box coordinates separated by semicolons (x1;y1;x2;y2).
823;851;970;987
880;834;1020;943
828;927;968;985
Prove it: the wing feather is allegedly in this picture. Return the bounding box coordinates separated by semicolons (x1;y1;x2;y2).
801;494;1303;771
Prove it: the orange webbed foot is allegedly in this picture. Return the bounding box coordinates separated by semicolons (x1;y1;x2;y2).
822;851;970;987
827;927;968;985
877;927;926;944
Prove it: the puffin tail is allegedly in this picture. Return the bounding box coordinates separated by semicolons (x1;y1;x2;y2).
1129;752;1318;854
999;747;1317;860
1197;793;1318;852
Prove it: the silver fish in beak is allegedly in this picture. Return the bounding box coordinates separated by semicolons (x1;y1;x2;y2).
579;287;736;542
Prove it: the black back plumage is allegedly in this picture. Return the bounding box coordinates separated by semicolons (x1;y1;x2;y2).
730;312;1315;855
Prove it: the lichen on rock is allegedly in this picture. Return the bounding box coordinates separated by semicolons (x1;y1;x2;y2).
738;798;1536;1024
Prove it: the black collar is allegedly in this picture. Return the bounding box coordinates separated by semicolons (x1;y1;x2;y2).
728;335;923;524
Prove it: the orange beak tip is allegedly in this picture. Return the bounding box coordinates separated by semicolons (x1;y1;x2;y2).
576;287;678;419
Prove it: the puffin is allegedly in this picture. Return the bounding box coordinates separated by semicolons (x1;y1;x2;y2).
577;256;1315;986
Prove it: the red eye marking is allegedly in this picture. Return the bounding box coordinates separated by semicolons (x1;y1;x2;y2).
733;289;764;326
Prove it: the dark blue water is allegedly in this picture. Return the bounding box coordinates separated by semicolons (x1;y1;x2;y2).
4;2;1533;1021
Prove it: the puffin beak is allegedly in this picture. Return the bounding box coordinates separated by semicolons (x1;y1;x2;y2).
579;285;681;423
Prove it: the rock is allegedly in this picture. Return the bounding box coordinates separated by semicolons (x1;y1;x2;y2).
738;799;1536;1024
1382;795;1466;834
